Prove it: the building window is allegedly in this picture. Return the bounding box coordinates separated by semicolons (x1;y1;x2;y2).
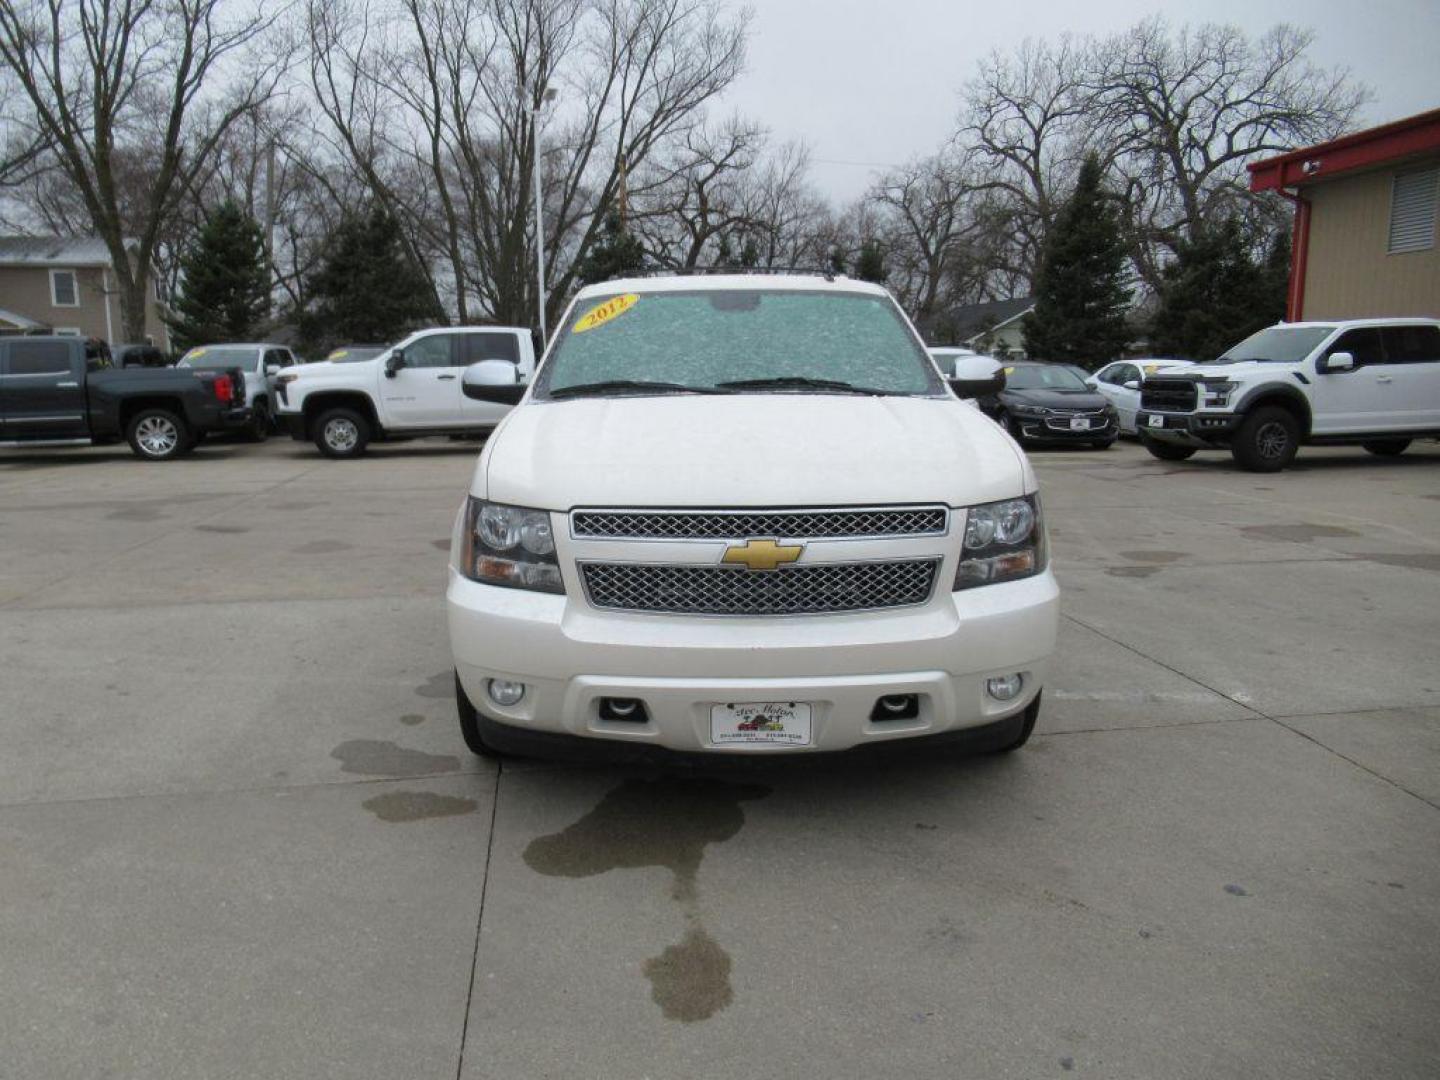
50;268;80;307
1388;167;1438;254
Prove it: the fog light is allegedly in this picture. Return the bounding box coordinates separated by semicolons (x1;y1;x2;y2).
869;693;919;722
599;697;649;723
986;674;1023;701
487;679;525;706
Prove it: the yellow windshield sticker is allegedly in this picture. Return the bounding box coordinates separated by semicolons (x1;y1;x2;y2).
329;350;348;359
187;348;207;360
573;293;639;333
1003;366;1015;375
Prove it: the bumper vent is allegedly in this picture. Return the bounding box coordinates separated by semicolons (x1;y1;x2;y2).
571;506;948;540
580;559;941;616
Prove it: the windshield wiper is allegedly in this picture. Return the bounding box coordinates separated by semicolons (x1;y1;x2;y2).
548;380;727;399
714;376;895;395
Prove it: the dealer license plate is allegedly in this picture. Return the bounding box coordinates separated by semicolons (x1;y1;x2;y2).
1148;414;1165;428
710;701;813;747
1069;417;1091;431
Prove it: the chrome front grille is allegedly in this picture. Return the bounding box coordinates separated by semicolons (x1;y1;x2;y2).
580;559;941;616
571;506;948;540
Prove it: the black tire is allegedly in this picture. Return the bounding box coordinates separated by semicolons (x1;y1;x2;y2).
243;399;270;442
991;692;1043;753
313;407;371;459
1231;406;1300;472
1139;434;1196;462
1362;439;1410;457
455;672;501;758
1001;412;1026;443
1091;437;1116;450
125;407;191;461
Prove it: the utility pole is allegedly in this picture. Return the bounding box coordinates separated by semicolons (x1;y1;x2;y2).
529;85;558;349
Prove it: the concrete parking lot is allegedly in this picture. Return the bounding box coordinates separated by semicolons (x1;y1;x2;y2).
2;436;1438;1079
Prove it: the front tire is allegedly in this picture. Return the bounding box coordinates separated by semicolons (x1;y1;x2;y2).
126;408;190;461
1091;437;1116;450
1362;439;1410;457
1231;406;1300;472
1139;434;1196;462
455;672;500;758
313;407;371;459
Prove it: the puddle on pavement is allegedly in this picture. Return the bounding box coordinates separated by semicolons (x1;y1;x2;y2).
363;790;477;822
1107;565;1163;578
416;671;452;698
525;776;769;1021
1239;523;1360;543
399;713;426;726
330;739;460;776
432;539;451;551
1117;550;1188;563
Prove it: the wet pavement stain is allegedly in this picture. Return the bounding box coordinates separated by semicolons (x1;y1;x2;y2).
295;540;353;554
525;776;768;1021
1239;523;1360;543
416;671;451;698
1107;565;1163;578
194;524;250;534
431;539;451;551
641;926;734;1022
399;713;426;726
330;739;460;776
1118;550;1188;563
1223;883;1249;896
363;790;477;822
107;507;164;522
1357;553;1440;573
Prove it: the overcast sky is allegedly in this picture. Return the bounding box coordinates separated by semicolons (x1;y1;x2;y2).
717;0;1440;202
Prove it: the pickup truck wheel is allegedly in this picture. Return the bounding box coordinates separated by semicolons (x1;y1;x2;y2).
1139;434;1196;462
1362;439;1410;457
455;672;500;758
1090;436;1116;450
126;408;190;461
243;400;271;442
314;408;370;458
1231;406;1299;472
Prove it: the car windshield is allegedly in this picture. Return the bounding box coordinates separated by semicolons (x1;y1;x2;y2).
535;288;943;399
327;346;387;363
1005;364;1089;391
1215;326;1335;364
178;346;261;371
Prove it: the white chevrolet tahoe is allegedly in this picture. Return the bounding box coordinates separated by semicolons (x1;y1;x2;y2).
273;326;535;457
1137;319;1440;471
445;274;1059;759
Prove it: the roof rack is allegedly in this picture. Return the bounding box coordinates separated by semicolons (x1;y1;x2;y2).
632;266;839;282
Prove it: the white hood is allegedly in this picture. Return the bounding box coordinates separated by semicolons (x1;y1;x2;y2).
478;394;1029;509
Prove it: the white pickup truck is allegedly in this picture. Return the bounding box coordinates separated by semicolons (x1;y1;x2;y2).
273;326;535;457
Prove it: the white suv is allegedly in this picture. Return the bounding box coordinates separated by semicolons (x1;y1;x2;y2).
1137;319;1440;471
273;326;535;457
445;274;1059;759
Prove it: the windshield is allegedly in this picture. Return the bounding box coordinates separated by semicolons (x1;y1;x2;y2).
1005;364;1089;391
327;346;387;363
1216;326;1335;364
178;346;261;371
535;289;942;399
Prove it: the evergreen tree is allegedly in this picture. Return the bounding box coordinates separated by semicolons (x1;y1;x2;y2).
854;239;887;284
1022;155;1132;367
303;206;442;348
168;201;269;351
576;210;646;284
1149;219;1289;361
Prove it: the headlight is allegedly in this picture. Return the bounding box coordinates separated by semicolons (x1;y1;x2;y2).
1201;380;1237;408
276;373;300;387
955;494;1045;590
1010;404;1050;417
461;498;564;593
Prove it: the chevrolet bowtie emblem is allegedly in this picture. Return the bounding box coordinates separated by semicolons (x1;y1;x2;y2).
722;538;804;572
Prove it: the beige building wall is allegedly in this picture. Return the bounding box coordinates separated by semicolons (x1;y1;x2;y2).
0;262;170;349
1302;157;1440;320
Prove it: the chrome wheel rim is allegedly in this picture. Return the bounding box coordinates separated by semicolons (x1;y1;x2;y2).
136;416;179;456
324;418;358;451
1256;421;1289;460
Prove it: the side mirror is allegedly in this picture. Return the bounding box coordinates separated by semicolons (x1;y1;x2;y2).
462;360;526;405
947;354;1006;399
385;350;406;378
1123;379;1140;390
1320;351;1354;373
264;362;282;377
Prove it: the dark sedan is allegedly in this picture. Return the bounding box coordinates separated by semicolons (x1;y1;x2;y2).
978;362;1118;449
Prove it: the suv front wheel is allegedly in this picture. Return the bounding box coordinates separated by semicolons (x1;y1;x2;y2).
1231;406;1300;472
1138;433;1196;462
313;407;371;459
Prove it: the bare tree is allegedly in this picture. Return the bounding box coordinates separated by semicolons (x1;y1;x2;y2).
0;0;288;341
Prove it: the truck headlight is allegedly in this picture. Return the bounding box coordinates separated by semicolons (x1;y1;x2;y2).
1201;380;1237;408
955;494;1045;590
1010;404;1050;417
462;498;564;593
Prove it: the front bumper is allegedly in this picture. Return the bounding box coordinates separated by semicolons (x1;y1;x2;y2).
1135;411;1240;445
275;410;307;440
1011;414;1116;442
447;567;1059;754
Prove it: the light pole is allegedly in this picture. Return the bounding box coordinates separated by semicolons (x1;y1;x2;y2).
529;85;558;349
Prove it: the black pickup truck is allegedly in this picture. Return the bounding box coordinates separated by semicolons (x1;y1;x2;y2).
0;336;251;460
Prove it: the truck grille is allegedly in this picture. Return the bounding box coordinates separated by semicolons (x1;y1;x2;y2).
1141;379;1198;412
572;507;947;540
580;559;941;616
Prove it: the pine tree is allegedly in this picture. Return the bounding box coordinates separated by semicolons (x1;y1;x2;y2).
168;201;269;351
854;239;887;284
576;210;646;284
1149;219;1289;361
1022;155;1132;368
302;206;442;349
